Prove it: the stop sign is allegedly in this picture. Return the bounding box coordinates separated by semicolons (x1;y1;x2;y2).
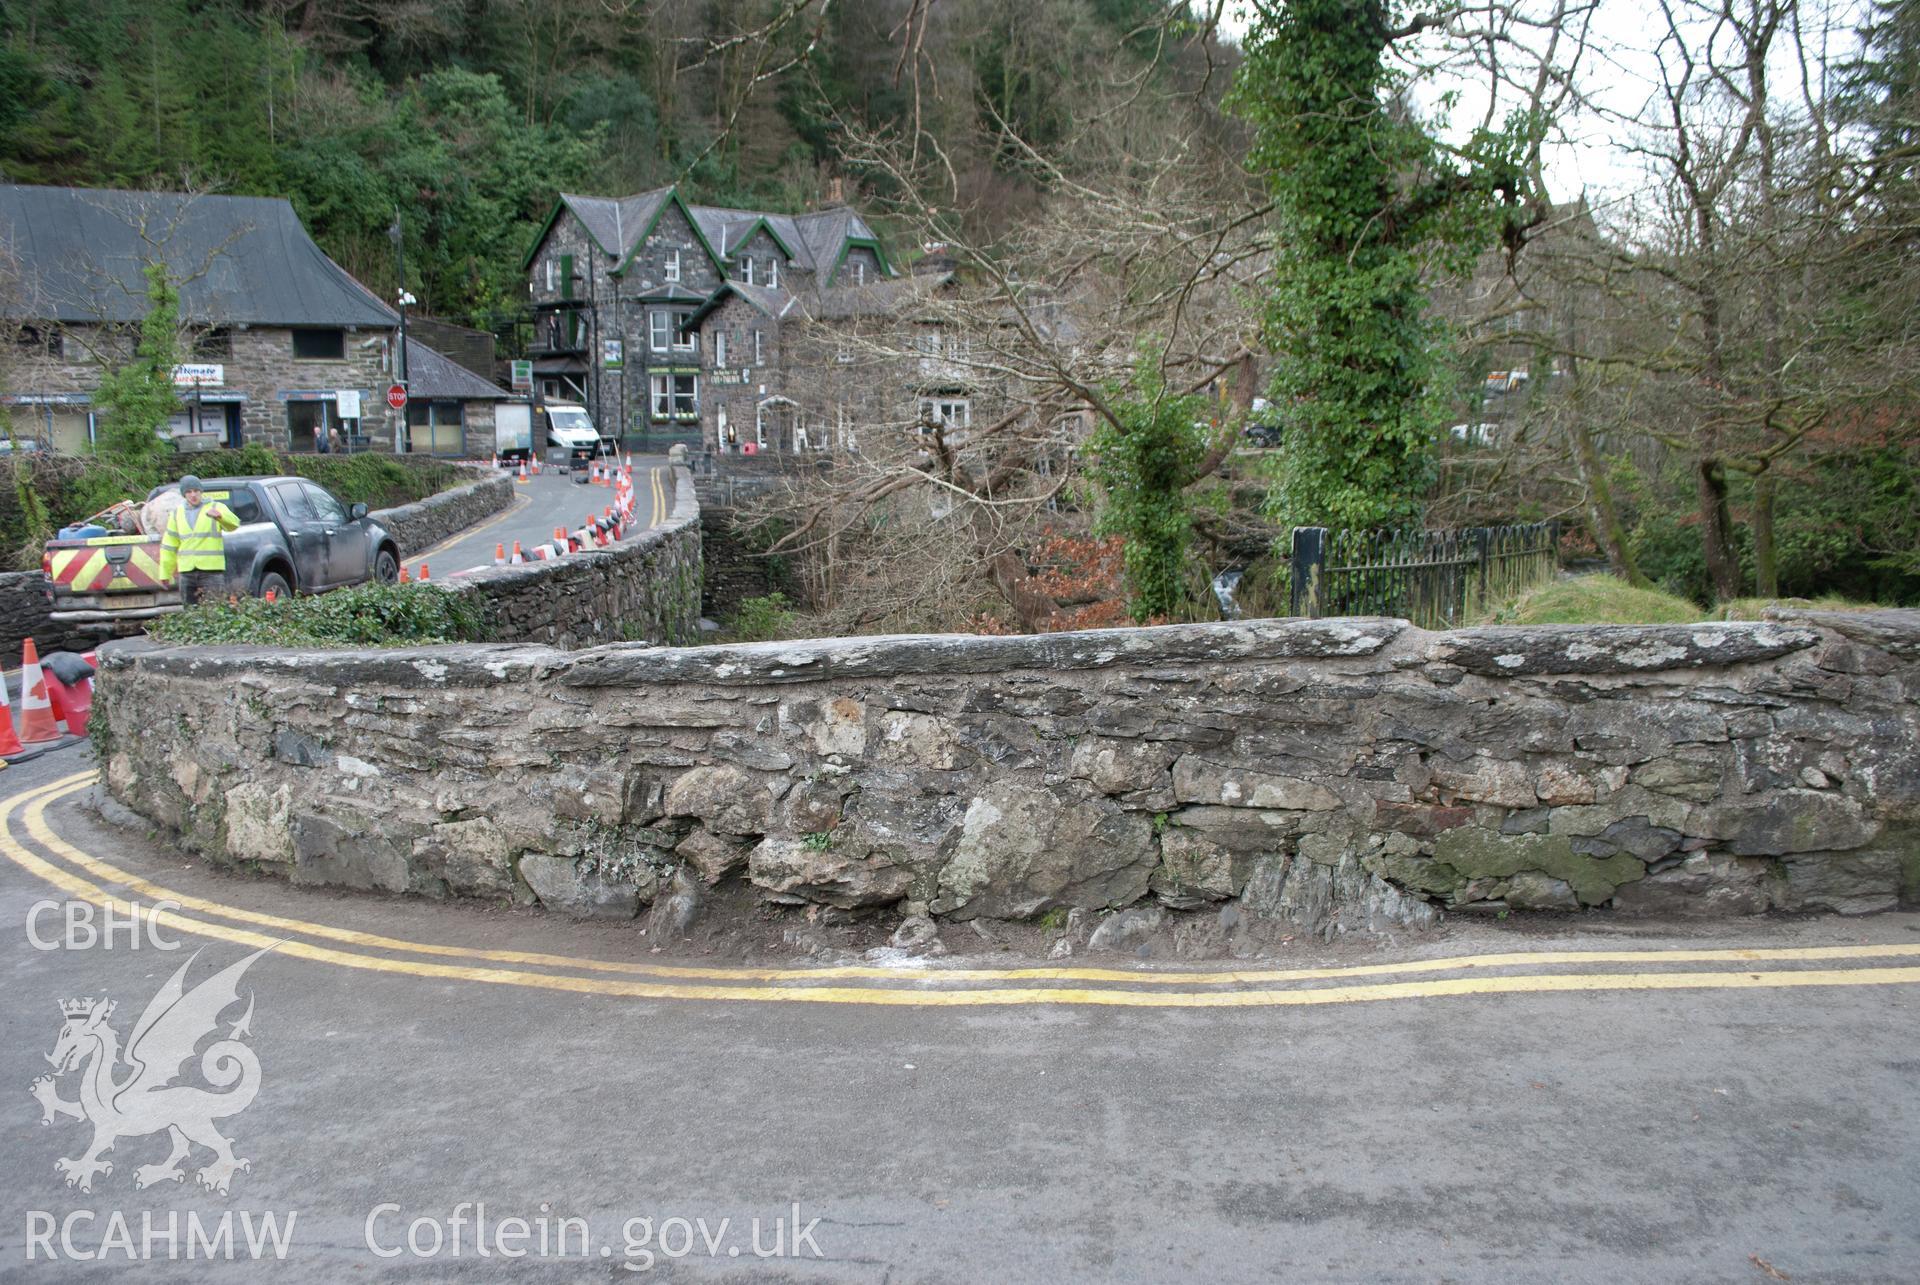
386;383;408;410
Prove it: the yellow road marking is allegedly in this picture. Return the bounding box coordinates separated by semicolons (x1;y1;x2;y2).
7;775;1920;1007
403;485;533;572
19;772;1920;989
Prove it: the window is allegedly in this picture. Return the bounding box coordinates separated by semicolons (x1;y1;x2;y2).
272;482;315;522
664;250;681;283
919;397;970;433
192;328;231;359
853;259;866;285
302;482;347;524
672;313;697;352
742;258;755;286
545;259;556;292
292;329;345;360
15;325;62;357
714;332;728;367
768;259;779;289
649;310;672;353
650;373;697;419
752;329;764;366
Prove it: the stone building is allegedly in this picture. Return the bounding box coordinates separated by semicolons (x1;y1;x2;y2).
0;183;428;454
521;186;904;454
399;337;510;457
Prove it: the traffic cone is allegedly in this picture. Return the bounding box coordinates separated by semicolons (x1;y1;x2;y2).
17;640;61;744
59;667;93;737
518;461;529;483
398;566;411;584
0;664;24;757
531;455;541;475
511;541;524;565
419;562;429;581
494;542;506;567
264;589;277;603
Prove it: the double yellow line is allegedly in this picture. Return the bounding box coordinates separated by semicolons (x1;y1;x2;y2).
647;466;667;528
7;771;1920;1008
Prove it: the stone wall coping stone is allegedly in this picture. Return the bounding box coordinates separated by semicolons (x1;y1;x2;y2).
99;609;1910;691
1763;607;1920;658
1425;621;1822;677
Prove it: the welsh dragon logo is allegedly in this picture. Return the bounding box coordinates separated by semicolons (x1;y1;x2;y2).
29;946;272;1196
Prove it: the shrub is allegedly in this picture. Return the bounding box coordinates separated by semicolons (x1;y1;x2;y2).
147;582;486;648
729;593;798;643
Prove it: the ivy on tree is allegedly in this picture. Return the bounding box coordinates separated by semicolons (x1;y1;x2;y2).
1233;0;1534;531
1089;357;1211;621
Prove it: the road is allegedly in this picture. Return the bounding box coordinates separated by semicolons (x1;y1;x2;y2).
1;747;1916;1281
402;457;672;579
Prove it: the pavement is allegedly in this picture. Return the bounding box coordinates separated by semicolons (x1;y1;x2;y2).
403;457;671;579
0;744;1917;1281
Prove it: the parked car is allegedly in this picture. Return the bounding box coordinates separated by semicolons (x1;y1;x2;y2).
43;475;400;634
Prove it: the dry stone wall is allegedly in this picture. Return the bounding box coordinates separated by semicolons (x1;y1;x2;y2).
95;608;1920;940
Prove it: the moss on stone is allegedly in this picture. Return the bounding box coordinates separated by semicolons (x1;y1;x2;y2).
1430;827;1646;905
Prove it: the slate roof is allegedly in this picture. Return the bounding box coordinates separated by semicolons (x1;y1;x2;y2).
0;185;397;328
555;190;670;263
402;338;508;401
548;186;887;276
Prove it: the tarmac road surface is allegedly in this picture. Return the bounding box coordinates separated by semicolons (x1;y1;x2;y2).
401;456;670;579
1;746;1916;1282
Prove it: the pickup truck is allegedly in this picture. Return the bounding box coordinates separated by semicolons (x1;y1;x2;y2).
44;475;401;634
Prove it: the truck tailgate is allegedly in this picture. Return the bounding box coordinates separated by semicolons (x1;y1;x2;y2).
47;534;180;622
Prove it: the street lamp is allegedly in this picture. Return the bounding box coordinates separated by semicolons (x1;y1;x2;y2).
388;213;410;456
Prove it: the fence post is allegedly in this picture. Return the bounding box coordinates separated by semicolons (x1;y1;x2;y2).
1290;526;1326;617
1472;526;1492;615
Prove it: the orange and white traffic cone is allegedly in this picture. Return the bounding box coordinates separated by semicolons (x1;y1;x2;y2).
17;640;61;744
495;542;506;567
511;541;524;565
398;566;411;584
419;562;429;581
264;589;277;603
518;461;529;484
531;455;541;475
0;664;24;757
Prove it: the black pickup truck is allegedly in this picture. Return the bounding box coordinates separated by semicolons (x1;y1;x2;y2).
45;475;401;633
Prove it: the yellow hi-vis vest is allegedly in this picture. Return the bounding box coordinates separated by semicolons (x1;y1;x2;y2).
159;500;239;579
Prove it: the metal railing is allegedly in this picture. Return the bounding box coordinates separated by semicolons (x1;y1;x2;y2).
1289;521;1559;628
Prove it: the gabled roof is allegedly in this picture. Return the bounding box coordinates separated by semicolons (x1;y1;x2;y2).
0;184;397;328
685;280;798;326
524;186;896;282
402;338;508;401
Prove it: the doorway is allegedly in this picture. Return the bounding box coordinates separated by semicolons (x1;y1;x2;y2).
287;401;331;453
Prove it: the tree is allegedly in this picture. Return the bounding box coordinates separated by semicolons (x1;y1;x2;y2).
90;261;181;465
1088;358;1211;619
1232;1;1538;532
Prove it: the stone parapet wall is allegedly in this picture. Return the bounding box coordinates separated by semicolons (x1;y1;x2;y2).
447;465;700;649
95;608;1920;938
370;467;512;558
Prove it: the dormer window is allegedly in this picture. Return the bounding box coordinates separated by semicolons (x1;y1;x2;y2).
743;258;756;286
853;259;866;285
664;250;681;283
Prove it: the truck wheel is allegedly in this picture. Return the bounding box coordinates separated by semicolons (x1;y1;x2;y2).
375;549;399;583
258;571;291;601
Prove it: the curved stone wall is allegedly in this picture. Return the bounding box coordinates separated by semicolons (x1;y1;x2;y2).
371;467;513;557
93;607;1920;938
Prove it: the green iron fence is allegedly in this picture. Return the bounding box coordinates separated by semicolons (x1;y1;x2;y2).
1289;521;1560;629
